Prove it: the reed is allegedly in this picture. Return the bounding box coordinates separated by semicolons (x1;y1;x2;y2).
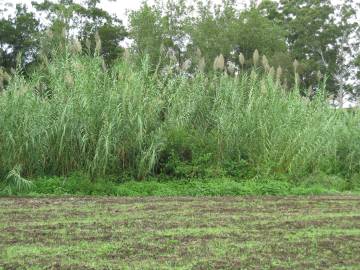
0;47;359;183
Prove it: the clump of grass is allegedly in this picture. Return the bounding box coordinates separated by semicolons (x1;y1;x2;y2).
0;45;359;187
2;165;33;195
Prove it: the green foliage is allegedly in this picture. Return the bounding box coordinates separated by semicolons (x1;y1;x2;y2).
128;3;165;68
1;0;359;96
260;0;359;94
1;47;360;187
128;0;287;72
32;0;127;64
0;4;40;71
3;174;357;197
1;165;33;195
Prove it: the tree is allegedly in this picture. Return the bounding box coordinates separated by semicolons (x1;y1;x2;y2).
129;0;288;73
128;0;192;69
259;0;359;96
332;0;360;104
0;4;40;71
128;3;165;68
32;0;127;64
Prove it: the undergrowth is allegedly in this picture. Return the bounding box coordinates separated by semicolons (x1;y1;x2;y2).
1;173;359;197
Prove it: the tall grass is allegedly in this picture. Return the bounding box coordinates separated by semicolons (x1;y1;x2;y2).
1;47;360;182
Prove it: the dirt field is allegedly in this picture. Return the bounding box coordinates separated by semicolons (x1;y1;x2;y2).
1;196;360;269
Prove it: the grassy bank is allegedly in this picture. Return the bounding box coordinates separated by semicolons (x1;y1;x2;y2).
1;174;359;197
1;196;360;269
1;47;360;190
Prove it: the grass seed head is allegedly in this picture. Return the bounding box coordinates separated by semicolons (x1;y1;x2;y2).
61;28;67;39
239;53;245;67
101;58;107;72
16;52;22;68
295;72;300;86
86;38;91;52
269;66;275;78
293;59;299;73
276;66;282;81
262;55;269;70
71;39;82;54
0;68;10;83
95;31;102;55
123;48;131;61
261;80;267;94
253;49;259;66
0;71;3;90
198;57;206;72
182;59;192;71
213;54;225;71
283;77;288;90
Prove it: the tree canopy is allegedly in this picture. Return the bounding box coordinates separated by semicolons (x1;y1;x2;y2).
0;0;359;96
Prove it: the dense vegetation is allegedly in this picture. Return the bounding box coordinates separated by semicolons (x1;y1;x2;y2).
0;0;360;194
1;43;360;193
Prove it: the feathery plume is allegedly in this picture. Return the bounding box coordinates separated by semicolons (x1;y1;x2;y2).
253;49;259;66
293;59;299;73
295;72;300;86
85;38;91;52
239;53;245;68
262;55;269;69
261;80;267;94
213;54;225;71
276;66;282;82
268;66;275;78
283;78;288;90
95;31;102;55
101;58;107;72
61;28;67;39
182;59;192;71
1;69;10;82
198;57;206;72
71;38;82;54
16;52;22;68
0;69;4;90
123;48;131;61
